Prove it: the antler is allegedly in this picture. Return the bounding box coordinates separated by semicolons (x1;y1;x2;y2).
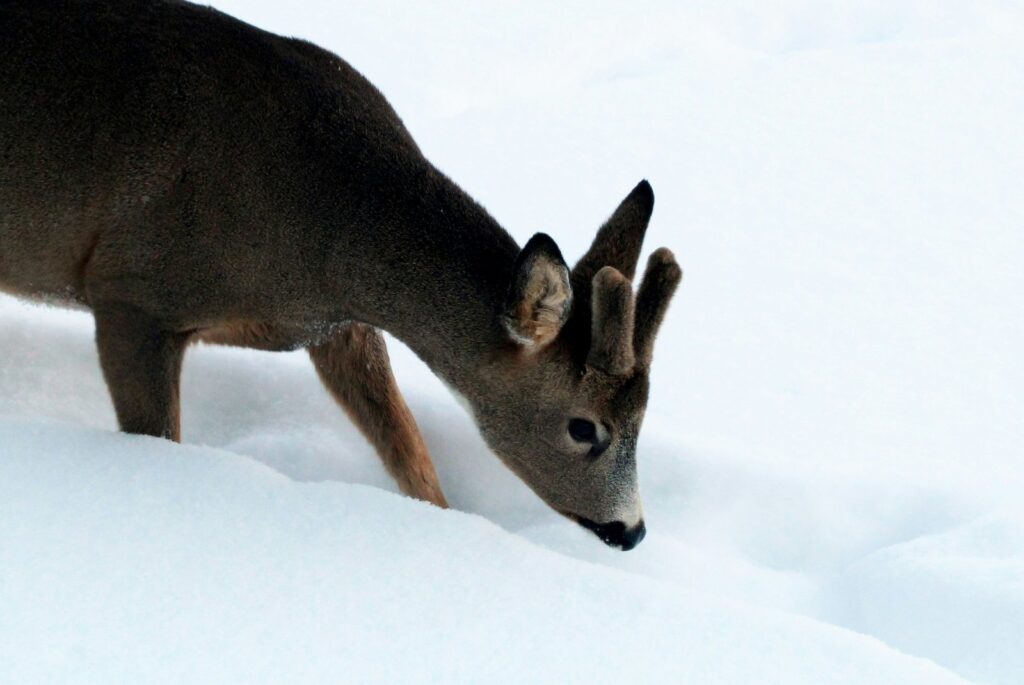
574;181;679;374
587;266;635;375
587;249;680;375
633;248;682;368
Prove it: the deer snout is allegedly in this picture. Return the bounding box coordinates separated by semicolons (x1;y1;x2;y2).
577;517;647;551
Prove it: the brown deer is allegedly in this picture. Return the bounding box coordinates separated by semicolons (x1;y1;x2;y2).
0;0;680;550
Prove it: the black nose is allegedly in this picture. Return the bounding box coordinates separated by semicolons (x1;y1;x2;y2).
577;517;647;551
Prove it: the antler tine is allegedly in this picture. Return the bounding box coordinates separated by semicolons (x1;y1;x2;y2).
587;266;636;375
633;248;682;368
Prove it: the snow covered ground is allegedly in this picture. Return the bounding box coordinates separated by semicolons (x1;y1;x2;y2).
2;1;1023;683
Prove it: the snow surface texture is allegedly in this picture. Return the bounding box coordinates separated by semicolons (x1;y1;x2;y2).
2;1;1022;683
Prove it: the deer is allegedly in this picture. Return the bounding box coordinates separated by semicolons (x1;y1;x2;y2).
0;0;680;550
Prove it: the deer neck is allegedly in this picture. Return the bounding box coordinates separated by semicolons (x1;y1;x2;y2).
328;165;519;397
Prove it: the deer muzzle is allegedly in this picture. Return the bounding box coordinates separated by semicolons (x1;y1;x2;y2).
577;516;647;551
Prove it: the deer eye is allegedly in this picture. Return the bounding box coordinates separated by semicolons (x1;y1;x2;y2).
568;418;597;443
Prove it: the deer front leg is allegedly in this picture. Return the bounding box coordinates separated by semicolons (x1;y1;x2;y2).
93;301;189;441
308;324;448;508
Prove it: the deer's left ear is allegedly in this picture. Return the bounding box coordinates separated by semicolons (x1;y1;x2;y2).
572;180;654;294
503;233;573;349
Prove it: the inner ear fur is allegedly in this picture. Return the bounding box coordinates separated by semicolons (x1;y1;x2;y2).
503;233;572;349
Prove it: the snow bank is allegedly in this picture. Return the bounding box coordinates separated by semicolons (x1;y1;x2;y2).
1;416;969;684
825;514;1024;684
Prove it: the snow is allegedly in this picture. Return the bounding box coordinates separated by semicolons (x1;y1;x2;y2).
2;1;1023;683
0;417;974;684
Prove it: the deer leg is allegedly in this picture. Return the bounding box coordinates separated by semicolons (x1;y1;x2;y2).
309;324;448;508
92;301;188;441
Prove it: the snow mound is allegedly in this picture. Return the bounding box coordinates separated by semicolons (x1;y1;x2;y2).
825;515;1024;684
1;416;969;685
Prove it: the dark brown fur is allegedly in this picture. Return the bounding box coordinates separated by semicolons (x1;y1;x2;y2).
0;0;680;545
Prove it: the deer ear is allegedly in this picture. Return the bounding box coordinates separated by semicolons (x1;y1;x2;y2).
503;233;573;349
571;180;654;294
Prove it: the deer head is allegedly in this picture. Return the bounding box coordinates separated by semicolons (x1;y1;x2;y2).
465;181;681;550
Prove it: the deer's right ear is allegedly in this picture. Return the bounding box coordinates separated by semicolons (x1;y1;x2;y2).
502;233;573;349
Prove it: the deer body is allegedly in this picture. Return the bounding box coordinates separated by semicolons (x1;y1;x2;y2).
1;0;679;549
